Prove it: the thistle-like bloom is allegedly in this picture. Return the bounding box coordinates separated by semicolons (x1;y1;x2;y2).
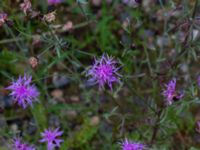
121;138;145;150
13;138;35;150
86;54;121;89
48;0;63;5
40;128;63;150
162;79;184;105
6;75;40;109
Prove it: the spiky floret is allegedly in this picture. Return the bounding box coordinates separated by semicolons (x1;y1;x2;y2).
13;138;35;150
6;75;40;109
86;54;121;89
40;128;63;150
162;79;184;105
121;138;145;150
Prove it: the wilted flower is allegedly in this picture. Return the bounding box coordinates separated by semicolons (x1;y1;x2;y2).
40;128;63;150
86;54;121;89
121;138;145;150
13;138;35;150
62;21;73;31
162;79;184;105
48;0;63;5
20;0;32;15
0;12;8;27
43;11;56;23
6;75;40;109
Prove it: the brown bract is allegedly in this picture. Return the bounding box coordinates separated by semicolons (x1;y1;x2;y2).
29;57;38;69
43;11;56;23
62;21;73;31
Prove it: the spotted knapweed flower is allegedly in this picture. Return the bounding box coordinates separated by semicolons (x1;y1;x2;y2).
6;75;40;109
86;54;121;89
121;138;145;150
162;79;184;105
48;0;63;5
40;128;63;150
13;138;35;150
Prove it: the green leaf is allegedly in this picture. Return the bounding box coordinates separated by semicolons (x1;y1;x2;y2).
61;118;98;149
30;102;47;132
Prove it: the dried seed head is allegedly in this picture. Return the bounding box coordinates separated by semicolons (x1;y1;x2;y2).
29;57;38;69
62;21;73;31
43;11;56;23
20;0;32;15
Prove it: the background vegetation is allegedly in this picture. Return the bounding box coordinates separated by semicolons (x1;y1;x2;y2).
0;0;200;149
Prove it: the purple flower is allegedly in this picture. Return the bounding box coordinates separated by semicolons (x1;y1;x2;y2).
121;138;145;150
196;120;200;133
86;54;121;89
13;138;35;150
6;75;40;109
197;76;200;87
122;0;139;7
162;79;184;105
40;128;63;150
0;12;8;27
48;0;63;5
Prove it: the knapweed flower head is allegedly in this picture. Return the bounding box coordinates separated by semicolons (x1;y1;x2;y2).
121;138;145;150
6;74;40;109
13;138;35;150
48;0;63;5
86;54;121;89
162;78;184;105
40;128;63;150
